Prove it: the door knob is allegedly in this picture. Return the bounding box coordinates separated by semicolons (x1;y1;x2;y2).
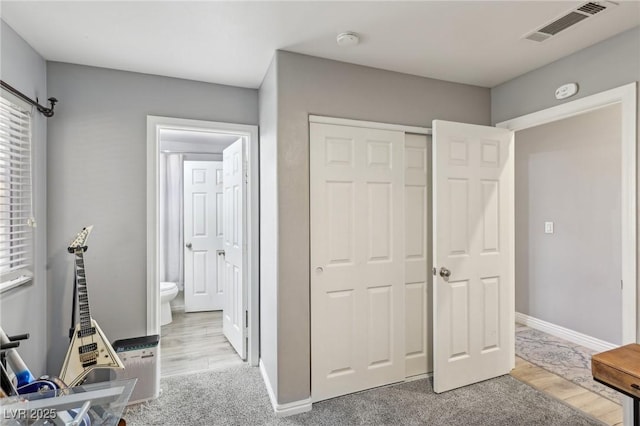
216;250;225;257
315;267;324;273
185;242;192;249
439;267;451;280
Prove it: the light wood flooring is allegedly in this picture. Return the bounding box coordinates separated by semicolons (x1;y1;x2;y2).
511;356;622;426
160;310;243;378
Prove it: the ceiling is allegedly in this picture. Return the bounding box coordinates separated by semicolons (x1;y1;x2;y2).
1;1;638;89
159;128;239;154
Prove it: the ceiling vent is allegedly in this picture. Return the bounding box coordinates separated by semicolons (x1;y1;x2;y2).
525;2;616;42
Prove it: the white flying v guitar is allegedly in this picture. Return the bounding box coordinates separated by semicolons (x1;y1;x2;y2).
59;226;124;386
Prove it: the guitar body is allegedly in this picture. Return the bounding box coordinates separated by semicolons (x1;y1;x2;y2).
60;319;124;387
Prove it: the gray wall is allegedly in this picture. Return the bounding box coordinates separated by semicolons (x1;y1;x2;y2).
272;50;491;403
258;57;279;397
515;105;621;344
46;62;258;372
492;26;640;342
492;27;640;124
0;20;48;375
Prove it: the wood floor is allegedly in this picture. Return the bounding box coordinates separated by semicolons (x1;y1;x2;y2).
511;356;623;426
160;310;243;378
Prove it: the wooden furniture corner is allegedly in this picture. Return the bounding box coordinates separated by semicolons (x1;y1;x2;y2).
592;343;640;426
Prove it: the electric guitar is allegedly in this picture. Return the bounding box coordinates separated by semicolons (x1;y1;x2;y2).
59;226;124;386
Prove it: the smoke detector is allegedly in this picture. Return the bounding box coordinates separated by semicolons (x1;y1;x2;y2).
337;32;360;47
524;1;617;42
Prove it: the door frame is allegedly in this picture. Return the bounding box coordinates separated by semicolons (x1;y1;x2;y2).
496;82;637;346
146;115;259;367
497;82;637;426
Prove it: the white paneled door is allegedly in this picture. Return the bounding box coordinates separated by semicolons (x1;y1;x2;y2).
404;134;431;377
222;138;247;360
311;123;405;402
432;120;514;393
183;161;224;312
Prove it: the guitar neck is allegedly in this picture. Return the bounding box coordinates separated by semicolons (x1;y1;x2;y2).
74;249;93;335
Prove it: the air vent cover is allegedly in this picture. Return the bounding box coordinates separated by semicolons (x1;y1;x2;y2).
577;2;607;15
538;12;589;35
524;1;615;42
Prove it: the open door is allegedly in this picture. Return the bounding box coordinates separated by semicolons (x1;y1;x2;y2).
432;120;514;393
222;138;247;360
183;161;225;312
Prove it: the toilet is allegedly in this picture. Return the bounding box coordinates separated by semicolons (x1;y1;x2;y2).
160;281;179;326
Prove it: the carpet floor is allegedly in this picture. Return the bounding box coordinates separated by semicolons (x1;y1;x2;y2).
124;366;604;425
515;327;621;404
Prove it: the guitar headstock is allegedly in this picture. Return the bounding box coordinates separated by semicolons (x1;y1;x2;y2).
67;226;94;253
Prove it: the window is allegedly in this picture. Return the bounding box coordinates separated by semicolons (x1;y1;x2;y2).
0;95;34;292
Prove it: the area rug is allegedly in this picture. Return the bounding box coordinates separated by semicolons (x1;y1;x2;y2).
515;326;621;404
124;365;604;425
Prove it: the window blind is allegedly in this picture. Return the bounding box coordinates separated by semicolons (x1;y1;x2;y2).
0;95;34;288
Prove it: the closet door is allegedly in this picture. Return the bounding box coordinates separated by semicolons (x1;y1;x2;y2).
432;120;514;393
310;123;405;402
404;134;431;377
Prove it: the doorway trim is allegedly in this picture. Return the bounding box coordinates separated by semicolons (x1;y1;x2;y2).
496;82;637;346
146;115;260;367
309;115;432;135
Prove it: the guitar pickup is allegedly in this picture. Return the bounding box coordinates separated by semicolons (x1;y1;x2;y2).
77;327;96;338
79;352;97;363
81;360;97;368
79;343;98;354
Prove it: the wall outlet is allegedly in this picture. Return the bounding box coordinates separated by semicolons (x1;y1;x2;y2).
544;221;554;234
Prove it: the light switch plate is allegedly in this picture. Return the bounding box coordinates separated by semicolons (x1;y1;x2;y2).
544;221;554;234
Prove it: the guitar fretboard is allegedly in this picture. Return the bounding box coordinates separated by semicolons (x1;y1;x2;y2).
74;249;95;337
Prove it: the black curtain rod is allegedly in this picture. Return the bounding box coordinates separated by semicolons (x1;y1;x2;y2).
0;80;57;118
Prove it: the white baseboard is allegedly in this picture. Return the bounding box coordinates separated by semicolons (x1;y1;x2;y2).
515;312;617;353
405;372;432;382
259;360;312;417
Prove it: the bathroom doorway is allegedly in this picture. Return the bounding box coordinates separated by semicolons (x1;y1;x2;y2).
146;116;259;379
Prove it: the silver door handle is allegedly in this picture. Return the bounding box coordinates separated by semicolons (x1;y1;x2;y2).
217;250;225;257
185;242;192;249
439;267;451;280
315;267;324;273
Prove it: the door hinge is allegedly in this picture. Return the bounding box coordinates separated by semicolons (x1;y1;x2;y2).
621;280;623;290
245;310;248;328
